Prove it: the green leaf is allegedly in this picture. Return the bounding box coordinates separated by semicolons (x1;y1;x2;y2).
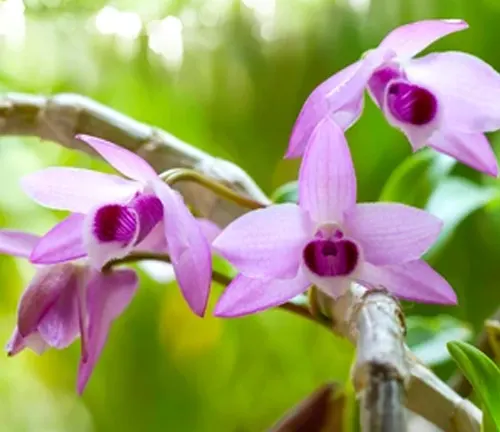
448;341;500;432
425;178;499;259
484;411;497;432
271;181;298;204
406;316;471;366
380;150;456;206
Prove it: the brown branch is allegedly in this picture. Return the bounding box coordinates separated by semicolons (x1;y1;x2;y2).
0;92;270;227
333;286;408;431
328;285;481;432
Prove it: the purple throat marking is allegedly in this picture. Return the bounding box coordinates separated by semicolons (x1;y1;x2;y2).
93;195;164;245
386;80;437;126
303;230;359;277
93;205;137;243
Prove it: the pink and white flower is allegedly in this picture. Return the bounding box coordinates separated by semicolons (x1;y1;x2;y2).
287;19;500;176
214;120;456;317
21;135;212;316
1;230;138;394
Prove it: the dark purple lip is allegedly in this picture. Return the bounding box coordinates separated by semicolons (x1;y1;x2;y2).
303;237;359;277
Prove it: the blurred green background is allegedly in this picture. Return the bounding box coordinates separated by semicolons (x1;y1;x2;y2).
1;0;500;430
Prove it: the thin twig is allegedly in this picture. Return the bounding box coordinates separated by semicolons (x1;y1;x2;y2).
161;168;265;210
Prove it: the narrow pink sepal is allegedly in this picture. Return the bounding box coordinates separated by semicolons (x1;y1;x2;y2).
77;269;138;394
30;213;87;264
21;167;141;213
6;328;48;356
0;230;40;258
429;130;498;177
76;134;158;183
286;61;363;159
17;264;77;337
287;48;391;159
378;19;468;60
36;268;82;349
214;270;311;317
298;119;357;224
358;260;457;305
153;181;212;316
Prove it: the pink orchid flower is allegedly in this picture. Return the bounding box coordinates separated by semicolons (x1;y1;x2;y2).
21;135;212;316
287;19;500;176
1;230;138;394
214;119;456;317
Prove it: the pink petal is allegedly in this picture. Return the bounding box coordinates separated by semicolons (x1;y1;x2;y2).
0;230;39;258
298;119;357;223
6;327;25;356
344;203;442;265
21;168;141;213
78;269;138;394
37;267;82;349
83;204;140;270
378;19;468;60
214;270;311;317
153;181;212;316
6;328;48;356
286;61;364;159
428;131;498;177
134;221;168;252
30;214;87;264
76;134;158;183
358;260;457;305
212;204;309;279
287;49;391;159
17;264;78;337
405;52;500;133
196;218;222;244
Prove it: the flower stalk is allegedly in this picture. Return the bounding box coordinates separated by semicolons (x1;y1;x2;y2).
160;168;266;211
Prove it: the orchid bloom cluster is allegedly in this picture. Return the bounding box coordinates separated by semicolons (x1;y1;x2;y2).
3;135;214;393
2;19;500;393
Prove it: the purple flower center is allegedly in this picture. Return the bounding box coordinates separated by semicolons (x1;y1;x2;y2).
92;195;163;245
368;66;402;106
93;205;137;243
386;81;437;126
303;231;359;277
